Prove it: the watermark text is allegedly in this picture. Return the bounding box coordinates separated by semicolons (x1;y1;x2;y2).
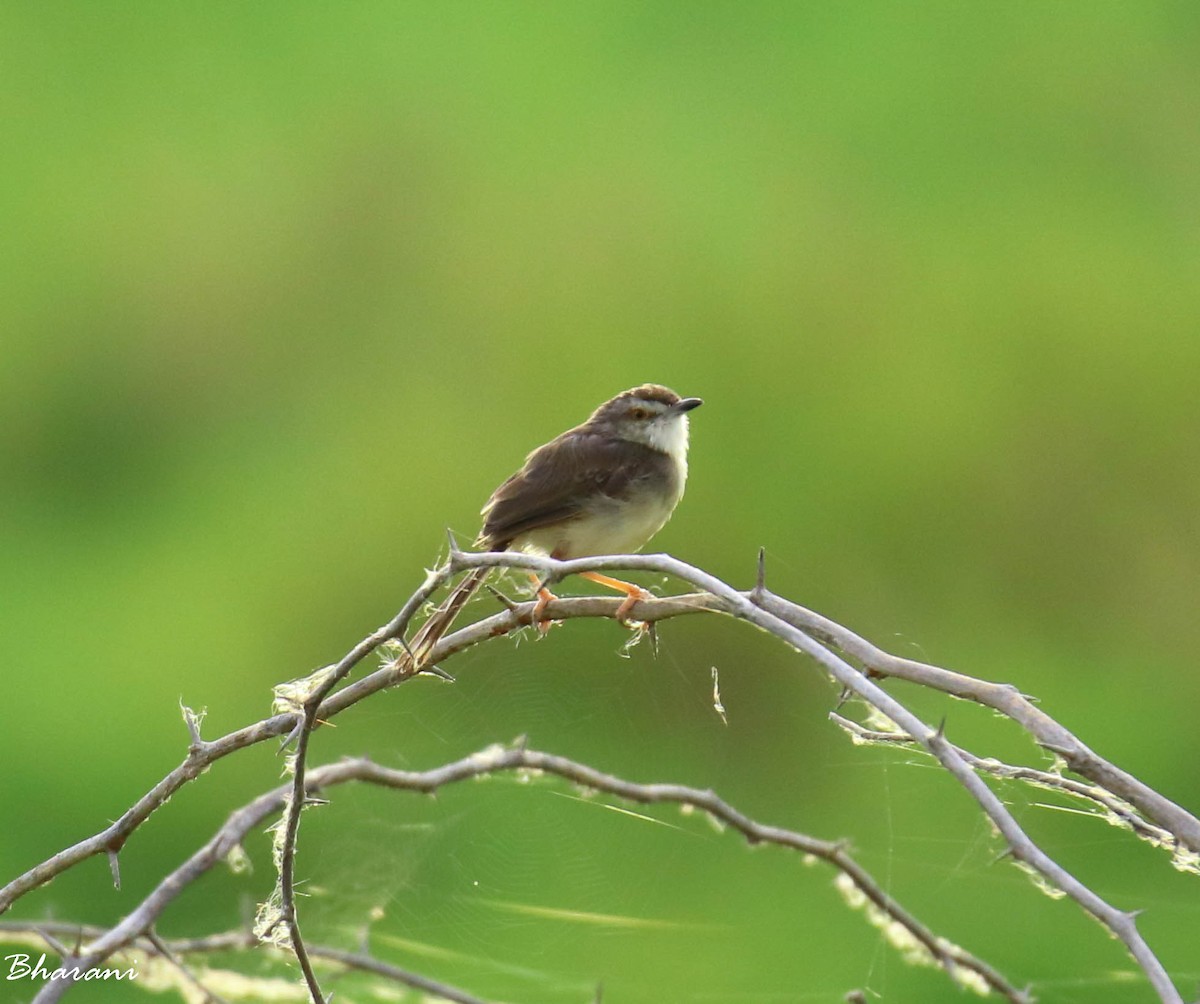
5;952;137;983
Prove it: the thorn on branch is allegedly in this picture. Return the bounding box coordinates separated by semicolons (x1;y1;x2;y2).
419;664;456;683
107;849;121;890
752;546;767;602
36;927;71;959
833;685;853;712
445;527;463;559
391;634;416;662
991;846;1017;865
278;715;305;754
484;583;521;614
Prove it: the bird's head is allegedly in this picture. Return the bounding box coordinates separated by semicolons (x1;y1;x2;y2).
590;384;703;457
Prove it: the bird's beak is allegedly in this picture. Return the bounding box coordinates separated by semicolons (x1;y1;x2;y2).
674;397;703;413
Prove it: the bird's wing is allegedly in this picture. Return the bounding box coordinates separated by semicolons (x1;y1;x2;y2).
478;428;650;549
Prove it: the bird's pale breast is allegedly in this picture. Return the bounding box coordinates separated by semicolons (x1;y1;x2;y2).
515;462;684;559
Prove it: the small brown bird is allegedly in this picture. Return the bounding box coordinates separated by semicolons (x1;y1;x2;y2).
409;384;702;666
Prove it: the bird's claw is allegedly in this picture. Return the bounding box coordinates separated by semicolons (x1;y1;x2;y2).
615;586;652;627
532;587;559;635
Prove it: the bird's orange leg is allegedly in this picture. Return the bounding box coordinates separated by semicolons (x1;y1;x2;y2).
529;572;558;634
578;571;651;625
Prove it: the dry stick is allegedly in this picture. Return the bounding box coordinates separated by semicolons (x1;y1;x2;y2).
267;568;452;1004
125;927;493;1004
273;718;323;1002
145;928;230;1004
21;747;1026;1004
828;713;1181;850
27;780;286;1004
299;945;492;1004
1;551;1192;1001
758;592;1200;857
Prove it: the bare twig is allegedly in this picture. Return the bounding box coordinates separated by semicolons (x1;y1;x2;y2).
302;944;500;1004
262;560;467;1003
829;714;1183;852
272;724;324;1002
3;550;1194;1003
19;746;1027;1003
146;928;229;1004
759;591;1200;858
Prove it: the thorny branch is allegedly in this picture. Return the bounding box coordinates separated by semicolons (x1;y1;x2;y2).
828;713;1187;852
2;550;1196;1003
12;747;1027;1004
756;589;1200;859
441;552;1190;1003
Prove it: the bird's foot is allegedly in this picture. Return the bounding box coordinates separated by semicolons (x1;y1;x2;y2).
614;585;652;627
532;587;559;635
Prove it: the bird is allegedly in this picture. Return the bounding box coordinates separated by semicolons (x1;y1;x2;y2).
407;383;703;669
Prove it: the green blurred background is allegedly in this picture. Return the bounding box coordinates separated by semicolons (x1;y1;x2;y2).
2;3;1198;1002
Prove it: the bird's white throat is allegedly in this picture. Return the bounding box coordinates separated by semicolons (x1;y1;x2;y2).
632;412;686;455
640;414;690;480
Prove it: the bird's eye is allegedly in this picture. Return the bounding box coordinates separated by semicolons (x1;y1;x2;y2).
629;407;651;420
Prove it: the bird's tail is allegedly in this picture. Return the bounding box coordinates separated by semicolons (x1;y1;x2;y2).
406;566;491;670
